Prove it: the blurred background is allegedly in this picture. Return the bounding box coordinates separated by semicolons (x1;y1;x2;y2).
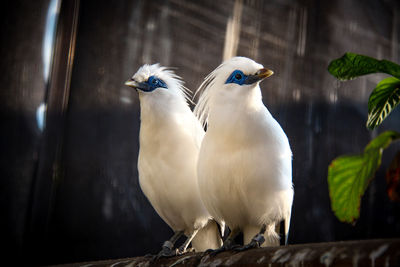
1;0;400;265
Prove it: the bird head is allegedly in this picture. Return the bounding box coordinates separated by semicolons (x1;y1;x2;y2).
194;57;273;126
125;63;190;102
222;57;273;88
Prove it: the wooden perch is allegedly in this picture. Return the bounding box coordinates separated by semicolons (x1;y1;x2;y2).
54;238;400;266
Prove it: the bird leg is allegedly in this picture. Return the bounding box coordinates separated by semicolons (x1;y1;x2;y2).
205;228;240;256
152;230;184;261
233;224;266;252
177;229;199;254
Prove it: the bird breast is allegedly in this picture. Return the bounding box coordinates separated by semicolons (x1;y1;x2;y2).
197;105;292;227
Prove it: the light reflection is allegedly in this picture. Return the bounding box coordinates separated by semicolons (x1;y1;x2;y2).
120;96;132;104
43;0;61;82
329;90;338;104
296;7;307;57
36;103;47;132
36;0;61;131
292;89;301;102
222;0;243;60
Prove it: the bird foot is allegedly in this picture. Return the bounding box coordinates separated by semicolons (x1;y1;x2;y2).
203;246;226;256
185;247;196;253
176;246;194;255
204;240;239;256
233;233;265;252
152;241;178;261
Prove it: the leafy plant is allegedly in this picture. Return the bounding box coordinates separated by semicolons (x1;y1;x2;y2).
327;52;400;223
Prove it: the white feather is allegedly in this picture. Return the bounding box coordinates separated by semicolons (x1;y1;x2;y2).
194;57;293;246
131;64;222;251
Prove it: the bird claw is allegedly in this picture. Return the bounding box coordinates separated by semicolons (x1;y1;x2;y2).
151;243;178;261
204;246;227;256
176;246;190;255
182;247;195;254
204;241;239;256
233;233;265;252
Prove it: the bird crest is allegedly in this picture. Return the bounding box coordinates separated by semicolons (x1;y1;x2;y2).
131;63;193;103
193;67;219;127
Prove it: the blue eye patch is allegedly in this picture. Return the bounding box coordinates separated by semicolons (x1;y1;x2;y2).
146;75;167;90
225;70;248;85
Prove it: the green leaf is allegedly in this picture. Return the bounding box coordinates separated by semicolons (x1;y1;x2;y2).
328;52;400;80
328;131;400;223
367;77;400;129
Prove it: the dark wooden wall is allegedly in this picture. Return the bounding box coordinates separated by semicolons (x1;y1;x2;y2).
1;0;400;265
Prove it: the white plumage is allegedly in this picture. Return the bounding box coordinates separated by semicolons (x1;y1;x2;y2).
125;64;222;256
194;57;293;248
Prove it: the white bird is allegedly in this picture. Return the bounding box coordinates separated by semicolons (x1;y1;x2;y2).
194;57;293;251
125;64;222;258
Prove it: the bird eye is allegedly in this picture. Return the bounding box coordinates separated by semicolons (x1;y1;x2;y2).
235;73;242;80
146;75;168;90
225;70;247;85
147;76;159;86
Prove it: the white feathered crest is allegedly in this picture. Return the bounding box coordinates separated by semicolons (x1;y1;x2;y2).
193;65;223;127
134;63;193;103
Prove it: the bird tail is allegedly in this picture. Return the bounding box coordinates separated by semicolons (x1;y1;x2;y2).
191;220;223;252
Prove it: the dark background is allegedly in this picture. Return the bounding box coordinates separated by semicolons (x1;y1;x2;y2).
1;0;400;265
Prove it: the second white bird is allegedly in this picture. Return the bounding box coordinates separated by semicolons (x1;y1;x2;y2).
194;57;293;251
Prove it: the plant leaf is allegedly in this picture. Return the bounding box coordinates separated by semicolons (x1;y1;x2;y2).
328;52;400;80
366;77;400;129
386;151;400;202
328;131;400;223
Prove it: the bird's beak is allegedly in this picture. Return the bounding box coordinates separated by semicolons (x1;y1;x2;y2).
125;79;150;91
245;68;274;84
256;68;274;79
125;79;138;87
